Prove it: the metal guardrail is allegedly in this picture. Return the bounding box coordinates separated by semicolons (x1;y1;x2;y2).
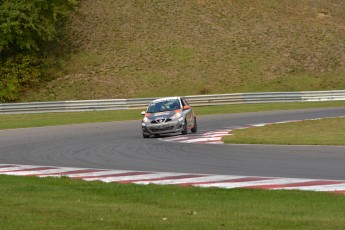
0;90;344;114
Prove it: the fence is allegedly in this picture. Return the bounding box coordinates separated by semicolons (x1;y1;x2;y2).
1;90;344;114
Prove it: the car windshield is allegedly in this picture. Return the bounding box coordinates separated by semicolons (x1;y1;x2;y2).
147;99;181;113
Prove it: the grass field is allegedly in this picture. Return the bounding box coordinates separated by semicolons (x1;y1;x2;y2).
1;175;345;229
223;117;345;146
22;0;345;102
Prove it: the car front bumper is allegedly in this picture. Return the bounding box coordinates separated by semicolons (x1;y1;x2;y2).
142;119;184;135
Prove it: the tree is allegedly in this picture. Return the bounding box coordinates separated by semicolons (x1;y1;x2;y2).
0;0;77;102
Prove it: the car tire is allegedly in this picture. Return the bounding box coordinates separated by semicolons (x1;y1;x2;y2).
191;118;197;133
181;119;188;135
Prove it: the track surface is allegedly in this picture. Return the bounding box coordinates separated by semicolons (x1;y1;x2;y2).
1;107;344;181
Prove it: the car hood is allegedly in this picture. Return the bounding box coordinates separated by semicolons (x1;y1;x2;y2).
145;109;182;120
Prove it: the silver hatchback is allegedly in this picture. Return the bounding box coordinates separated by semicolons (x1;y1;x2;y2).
141;97;197;138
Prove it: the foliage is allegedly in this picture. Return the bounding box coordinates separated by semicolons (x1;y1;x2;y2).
0;54;43;101
0;0;78;102
0;0;77;54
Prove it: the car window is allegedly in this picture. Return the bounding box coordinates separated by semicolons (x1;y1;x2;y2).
147;99;181;113
181;98;189;107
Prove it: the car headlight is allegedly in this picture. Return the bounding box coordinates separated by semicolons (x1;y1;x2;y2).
142;117;150;123
171;112;182;120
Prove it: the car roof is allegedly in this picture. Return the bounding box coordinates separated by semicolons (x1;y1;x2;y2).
151;97;181;103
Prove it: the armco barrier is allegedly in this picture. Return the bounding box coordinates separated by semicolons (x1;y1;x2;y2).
301;90;345;102
185;93;244;106
0;90;344;114
243;92;302;103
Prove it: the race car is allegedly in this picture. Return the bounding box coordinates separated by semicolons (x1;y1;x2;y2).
141;97;197;138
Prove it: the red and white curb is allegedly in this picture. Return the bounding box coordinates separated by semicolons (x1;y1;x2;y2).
160;116;345;144
1;164;345;194
159;130;231;144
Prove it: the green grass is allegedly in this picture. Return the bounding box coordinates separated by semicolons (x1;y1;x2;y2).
1;175;345;229
1;101;345;130
22;0;345;102
223;117;345;145
193;101;345;116
0;109;143;130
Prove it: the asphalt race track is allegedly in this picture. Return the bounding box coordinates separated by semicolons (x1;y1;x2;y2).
1;107;344;180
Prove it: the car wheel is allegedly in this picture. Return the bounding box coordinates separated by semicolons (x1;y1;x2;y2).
181;119;188;135
191;118;197;133
143;133;150;138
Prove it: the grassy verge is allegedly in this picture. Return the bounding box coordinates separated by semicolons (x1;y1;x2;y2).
1;101;345;130
223;117;345;146
1;175;345;229
0;109;142;130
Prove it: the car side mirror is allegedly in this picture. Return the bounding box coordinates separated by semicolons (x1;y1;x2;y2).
141;111;146;115
183;105;190;110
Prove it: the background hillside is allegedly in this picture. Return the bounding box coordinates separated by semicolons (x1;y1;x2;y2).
23;0;345;101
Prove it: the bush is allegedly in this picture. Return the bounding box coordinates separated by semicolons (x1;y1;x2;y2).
0;54;43;102
0;0;78;102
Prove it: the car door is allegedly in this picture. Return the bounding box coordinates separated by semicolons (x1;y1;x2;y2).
181;98;193;127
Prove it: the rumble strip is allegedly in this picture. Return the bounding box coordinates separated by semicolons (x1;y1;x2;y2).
1;164;345;194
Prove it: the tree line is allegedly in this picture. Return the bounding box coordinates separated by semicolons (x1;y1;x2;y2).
0;0;78;102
